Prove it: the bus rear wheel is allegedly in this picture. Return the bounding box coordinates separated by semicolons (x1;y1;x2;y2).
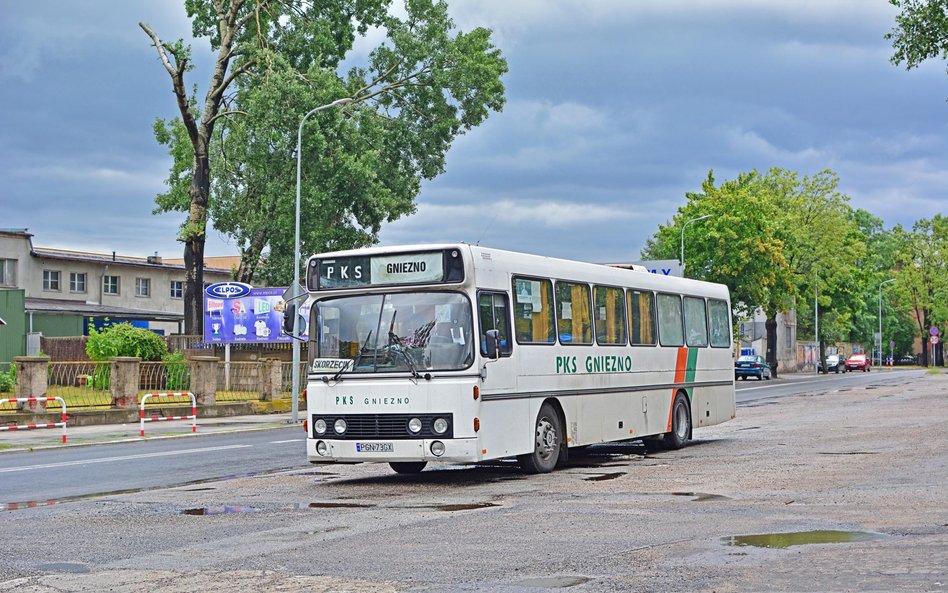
518;402;561;474
664;392;692;450
389;461;427;474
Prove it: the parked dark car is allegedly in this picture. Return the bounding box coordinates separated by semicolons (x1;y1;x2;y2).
897;354;917;366
818;354;848;374
735;355;772;381
846;353;871;372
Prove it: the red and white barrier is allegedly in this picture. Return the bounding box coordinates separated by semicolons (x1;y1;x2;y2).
140;392;197;437
0;397;68;443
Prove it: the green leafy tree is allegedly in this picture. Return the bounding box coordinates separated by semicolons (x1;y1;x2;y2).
893;215;948;365
887;0;948;94
143;0;507;328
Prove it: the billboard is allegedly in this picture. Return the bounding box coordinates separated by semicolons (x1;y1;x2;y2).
204;286;309;344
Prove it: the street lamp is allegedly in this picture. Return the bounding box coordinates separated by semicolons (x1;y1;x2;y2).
878;278;895;367
292;97;353;423
680;214;712;278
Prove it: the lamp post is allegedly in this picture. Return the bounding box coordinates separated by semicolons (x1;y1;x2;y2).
292;97;352;424
878;278;895;367
680;215;712;278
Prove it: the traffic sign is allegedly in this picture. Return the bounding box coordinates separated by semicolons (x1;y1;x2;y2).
932;336;940;345
890;340;895;349
931;326;940;336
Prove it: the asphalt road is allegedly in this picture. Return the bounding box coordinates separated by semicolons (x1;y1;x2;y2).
0;369;924;509
0;428;308;507
1;370;944;592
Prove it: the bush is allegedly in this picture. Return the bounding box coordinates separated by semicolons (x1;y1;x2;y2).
0;365;15;393
86;322;168;362
162;351;191;390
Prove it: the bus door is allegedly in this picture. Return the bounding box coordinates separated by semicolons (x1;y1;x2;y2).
477;291;516;391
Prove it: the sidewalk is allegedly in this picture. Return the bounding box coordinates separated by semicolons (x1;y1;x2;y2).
0;410;299;452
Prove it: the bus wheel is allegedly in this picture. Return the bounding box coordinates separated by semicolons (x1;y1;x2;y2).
519;402;561;474
389;461;427;474
665;392;692;450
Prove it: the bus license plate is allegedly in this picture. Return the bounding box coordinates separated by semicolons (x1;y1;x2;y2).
356;442;394;453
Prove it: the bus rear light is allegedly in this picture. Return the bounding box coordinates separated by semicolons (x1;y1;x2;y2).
473;417;480;432
303;419;308;433
473;386;479;400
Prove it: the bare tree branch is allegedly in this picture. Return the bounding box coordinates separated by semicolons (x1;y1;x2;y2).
139;22;199;147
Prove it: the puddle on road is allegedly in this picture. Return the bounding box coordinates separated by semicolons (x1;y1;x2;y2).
182;505;260;516
36;562;91;574
583;472;625;482
818;451;879;456
308;501;375;509
516;576;591;588
433;502;498;512
724;530;885;549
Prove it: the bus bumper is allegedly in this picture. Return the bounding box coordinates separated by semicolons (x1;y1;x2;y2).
306;437;481;464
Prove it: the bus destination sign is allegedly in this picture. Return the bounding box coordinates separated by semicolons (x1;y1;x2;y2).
315;251;447;290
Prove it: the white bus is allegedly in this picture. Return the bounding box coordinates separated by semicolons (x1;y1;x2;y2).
294;244;735;474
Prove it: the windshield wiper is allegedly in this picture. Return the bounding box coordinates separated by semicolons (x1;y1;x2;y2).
388;331;421;379
332;330;373;382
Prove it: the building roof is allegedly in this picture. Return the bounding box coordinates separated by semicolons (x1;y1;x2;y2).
25;297;184;323
30;247;232;275
164;255;242;272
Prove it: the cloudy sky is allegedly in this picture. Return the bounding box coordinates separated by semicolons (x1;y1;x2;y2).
2;1;945;265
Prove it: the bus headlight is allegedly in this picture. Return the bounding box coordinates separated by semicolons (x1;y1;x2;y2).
430;441;445;456
314;419;327;435
408;417;423;434
334;418;347;434
316;441;328;456
432;417;449;434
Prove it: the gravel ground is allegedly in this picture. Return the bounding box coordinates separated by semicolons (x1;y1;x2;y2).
1;372;945;592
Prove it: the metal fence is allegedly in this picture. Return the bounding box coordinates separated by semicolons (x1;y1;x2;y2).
42;361;113;411
281;361;308;398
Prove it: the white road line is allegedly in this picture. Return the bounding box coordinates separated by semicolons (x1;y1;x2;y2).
270;439;304;444
0;444;253;474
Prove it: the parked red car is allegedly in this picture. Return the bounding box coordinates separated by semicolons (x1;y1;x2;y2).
846;353;871;372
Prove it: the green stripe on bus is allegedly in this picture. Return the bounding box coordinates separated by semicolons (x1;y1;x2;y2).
685;347;698;399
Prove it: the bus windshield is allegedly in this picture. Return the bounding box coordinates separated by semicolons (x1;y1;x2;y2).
314;291;474;373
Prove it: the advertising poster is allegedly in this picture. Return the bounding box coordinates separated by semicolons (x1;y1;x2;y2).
204;286;309;344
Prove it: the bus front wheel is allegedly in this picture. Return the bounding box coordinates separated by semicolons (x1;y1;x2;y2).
389;461;427;474
518;402;561;474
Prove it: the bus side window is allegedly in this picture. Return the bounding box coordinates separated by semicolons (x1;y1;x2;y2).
657;293;684;347
628;289;657;345
708;299;731;347
478;291;512;356
684;296;709;347
512;277;556;344
555;281;592;345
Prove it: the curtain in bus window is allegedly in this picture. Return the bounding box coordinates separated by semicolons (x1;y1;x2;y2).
708;299;731;347
657;293;684;347
595;286;626;345
628;290;656;345
513;277;555;343
555;281;592;344
684;296;709;347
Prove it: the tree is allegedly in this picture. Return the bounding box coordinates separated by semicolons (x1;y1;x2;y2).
887;0;948;84
642;168;861;377
143;0;507;330
893;215;948;365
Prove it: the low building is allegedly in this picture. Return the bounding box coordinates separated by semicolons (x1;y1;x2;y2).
0;229;233;359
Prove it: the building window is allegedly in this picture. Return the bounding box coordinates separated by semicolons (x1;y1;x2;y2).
43;270;61;292
170;280;183;299
69;272;87;293
103;275;120;295
0;259;16;287
135;277;151;298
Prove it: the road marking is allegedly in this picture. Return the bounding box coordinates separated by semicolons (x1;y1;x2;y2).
0;444;253;474
270;439;304;444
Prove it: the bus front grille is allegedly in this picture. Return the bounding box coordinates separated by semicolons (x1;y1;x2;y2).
312;413;454;440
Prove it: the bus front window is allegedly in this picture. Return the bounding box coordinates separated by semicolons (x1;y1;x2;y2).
313;292;474;372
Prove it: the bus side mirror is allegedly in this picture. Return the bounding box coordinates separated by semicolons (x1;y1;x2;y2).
485;329;501;360
282;303;297;335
